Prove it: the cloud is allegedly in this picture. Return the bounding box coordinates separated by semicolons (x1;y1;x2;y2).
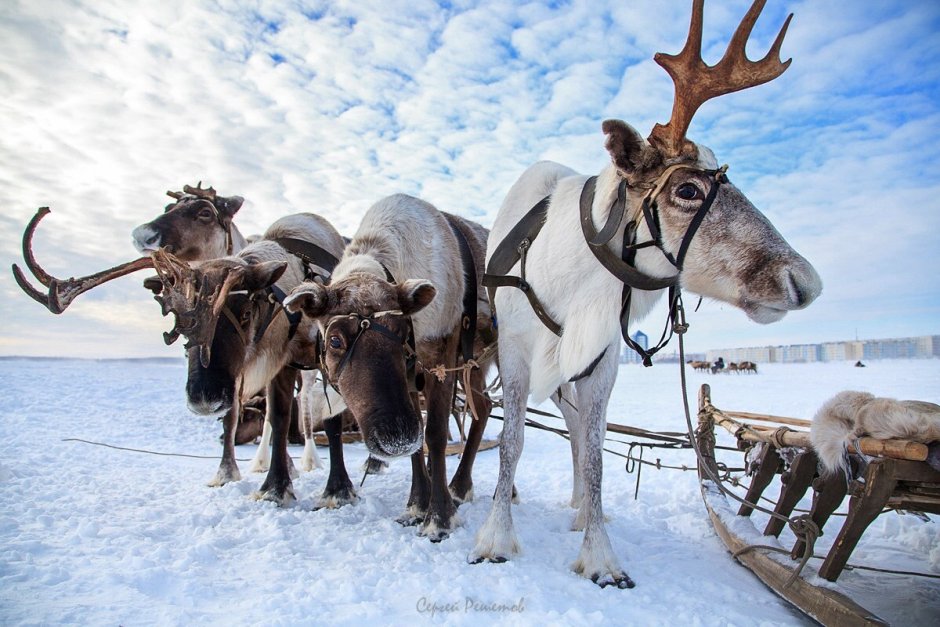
1;0;938;358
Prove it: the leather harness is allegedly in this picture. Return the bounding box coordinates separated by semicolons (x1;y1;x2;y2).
483;164;728;371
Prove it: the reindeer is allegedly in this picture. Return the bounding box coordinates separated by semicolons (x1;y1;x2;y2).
285;193;495;540
469;0;821;588
13;209;353;506
738;360;758;373
687;360;711;372
132;182;248;260
133;182;330;478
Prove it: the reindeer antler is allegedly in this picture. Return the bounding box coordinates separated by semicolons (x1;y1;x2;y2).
11;208;154;314
150;249;243;366
648;0;792;157
182;181;217;200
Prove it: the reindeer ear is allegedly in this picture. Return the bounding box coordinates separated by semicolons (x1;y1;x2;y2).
243;261;287;292
398;280;436;316
217;195;244;218
603;119;661;178
284;283;331;318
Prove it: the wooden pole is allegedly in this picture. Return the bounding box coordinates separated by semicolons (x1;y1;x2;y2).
713;413;929;462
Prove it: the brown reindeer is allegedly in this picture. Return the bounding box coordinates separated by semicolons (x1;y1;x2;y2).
152;213;351;503
13;209;353;505
738;360;758;373
132;182;248;260
285;193;495;540
133;183;326;477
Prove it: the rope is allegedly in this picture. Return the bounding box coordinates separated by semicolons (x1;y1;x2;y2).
63;438;253;461
672;296;820;588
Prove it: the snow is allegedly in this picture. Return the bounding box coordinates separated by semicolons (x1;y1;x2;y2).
1;357;938;625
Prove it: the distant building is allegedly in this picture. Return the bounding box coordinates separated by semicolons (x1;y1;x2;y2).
706;334;939;364
621;330;648;364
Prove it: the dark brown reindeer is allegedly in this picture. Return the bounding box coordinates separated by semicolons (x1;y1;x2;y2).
148;213;351;504
471;0;821;587
133;183;321;478
285;193;495;540
13;209;355;506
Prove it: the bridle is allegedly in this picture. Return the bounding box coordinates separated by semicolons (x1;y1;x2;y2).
577;162;729;366
579;162;729;284
483;161;730;371
318;309;420;392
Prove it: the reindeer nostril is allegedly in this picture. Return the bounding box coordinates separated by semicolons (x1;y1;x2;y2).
788;271;806;307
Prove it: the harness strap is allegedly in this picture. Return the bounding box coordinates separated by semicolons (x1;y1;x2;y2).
273;237;340;278
442;214;478;365
482;196;562;336
252;284;302;345
579;177;678;291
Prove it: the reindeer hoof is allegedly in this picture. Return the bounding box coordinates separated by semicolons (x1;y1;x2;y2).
396;514;423;527
252;488;295;507
419;516;455;543
591;572;636;589
469;554;508;565
449;483;474;505
315;486;358;510
207;464;241;487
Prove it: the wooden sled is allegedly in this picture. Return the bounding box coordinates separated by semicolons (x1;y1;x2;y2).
695;383;940;626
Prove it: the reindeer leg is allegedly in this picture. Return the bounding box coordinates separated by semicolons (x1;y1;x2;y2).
298;371;324;472
571;346;634;589
209;405;242;486
449;365;492;504
469;342;528;564
316;410;358;509
254;368;297;506
248;416;272;473
398;392;431;527
551;383;583;510
419;334;460;542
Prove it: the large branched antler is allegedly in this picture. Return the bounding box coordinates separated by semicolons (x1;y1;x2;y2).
150;248;244;366
11;208;154;314
648;0;792;157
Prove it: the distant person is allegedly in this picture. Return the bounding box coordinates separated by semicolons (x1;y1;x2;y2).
711;357;725;374
854;360;866;368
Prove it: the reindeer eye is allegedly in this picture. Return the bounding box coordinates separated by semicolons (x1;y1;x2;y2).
329;336;343;350
198;208;214;220
676;183;703;201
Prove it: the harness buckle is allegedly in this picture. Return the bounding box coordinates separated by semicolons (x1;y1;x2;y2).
360;318;371;330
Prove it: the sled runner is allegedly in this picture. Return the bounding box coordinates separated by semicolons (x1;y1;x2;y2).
695;384;940;626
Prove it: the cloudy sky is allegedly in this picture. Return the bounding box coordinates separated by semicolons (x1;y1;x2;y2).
1;0;938;359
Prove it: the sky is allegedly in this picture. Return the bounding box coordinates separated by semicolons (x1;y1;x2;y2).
1;0;938;359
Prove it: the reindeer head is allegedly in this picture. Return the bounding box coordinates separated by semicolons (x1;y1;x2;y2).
132;182;245;261
285;272;436;459
601;0;821;323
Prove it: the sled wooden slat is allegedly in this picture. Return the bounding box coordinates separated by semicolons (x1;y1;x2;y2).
712;410;930;463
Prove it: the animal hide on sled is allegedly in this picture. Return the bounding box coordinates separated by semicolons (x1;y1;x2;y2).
810;390;940;476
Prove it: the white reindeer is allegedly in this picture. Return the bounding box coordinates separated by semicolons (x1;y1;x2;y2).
469;0;822;588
